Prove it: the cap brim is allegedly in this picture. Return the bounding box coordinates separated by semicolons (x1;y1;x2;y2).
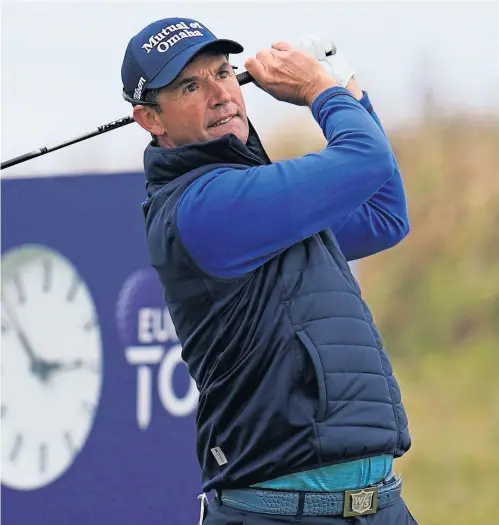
147;39;244;90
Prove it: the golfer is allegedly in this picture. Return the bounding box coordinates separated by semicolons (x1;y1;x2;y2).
121;16;417;525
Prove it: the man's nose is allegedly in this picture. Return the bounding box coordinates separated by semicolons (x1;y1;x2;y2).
208;80;232;107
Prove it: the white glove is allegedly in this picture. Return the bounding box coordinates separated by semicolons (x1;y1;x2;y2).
297;33;355;88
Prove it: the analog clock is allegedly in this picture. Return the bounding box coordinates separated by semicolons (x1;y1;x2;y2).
1;244;103;490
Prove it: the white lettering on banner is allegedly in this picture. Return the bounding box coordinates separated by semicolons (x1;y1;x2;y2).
125;344;198;429
158;345;199;416
125;346;164;429
138;307;179;344
133;76;147;100
142;22;204;53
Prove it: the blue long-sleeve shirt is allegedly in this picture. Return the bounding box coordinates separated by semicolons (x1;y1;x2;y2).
177;87;409;278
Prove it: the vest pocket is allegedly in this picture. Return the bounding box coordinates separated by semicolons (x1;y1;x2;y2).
296;330;327;422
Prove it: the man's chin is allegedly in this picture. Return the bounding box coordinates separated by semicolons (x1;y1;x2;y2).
207;118;248;143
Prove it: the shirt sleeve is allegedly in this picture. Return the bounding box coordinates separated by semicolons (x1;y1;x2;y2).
176;86;395;279
332;92;410;261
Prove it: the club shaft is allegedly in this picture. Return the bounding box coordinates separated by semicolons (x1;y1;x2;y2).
1;71;254;171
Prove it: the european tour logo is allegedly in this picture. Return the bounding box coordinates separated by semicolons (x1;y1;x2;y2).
142;21;204;54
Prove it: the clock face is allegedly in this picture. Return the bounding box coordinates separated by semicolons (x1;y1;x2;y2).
1;244;103;490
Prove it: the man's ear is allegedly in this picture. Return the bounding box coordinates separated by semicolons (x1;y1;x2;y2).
132;105;167;136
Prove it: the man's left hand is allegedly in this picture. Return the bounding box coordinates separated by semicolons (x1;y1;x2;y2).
297;33;363;101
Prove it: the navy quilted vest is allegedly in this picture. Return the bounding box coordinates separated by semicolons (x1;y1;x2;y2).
141;125;411;493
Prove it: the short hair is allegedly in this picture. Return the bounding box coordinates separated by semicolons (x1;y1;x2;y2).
130;88;162;113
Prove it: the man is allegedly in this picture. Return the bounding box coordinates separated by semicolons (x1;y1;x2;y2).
121;17;416;525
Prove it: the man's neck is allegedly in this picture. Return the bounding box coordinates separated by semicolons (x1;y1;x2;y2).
155;134;175;149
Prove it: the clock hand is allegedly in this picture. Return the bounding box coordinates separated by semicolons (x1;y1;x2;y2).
44;359;98;373
29;359;86;382
1;293;41;367
39;358;98;380
47;359;83;372
0;293;64;383
31;360;60;382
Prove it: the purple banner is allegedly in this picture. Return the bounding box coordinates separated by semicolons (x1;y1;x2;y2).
1;173;201;525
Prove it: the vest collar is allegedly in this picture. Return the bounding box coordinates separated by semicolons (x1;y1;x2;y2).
143;119;271;190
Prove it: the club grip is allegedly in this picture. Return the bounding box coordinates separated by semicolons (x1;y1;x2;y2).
236;71;254;86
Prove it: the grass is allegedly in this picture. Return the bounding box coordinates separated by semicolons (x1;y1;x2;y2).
393;343;499;524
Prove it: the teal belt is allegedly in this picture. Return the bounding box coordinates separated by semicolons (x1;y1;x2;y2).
251;454;393;492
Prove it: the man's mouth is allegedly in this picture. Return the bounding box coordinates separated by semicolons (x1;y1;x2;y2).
209;115;236;128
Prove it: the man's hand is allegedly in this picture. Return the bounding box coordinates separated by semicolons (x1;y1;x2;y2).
297;33;363;101
244;41;339;107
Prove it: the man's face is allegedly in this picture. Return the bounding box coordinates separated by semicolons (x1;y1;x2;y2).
153;50;249;147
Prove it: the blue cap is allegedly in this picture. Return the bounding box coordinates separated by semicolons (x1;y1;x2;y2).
121;17;244;102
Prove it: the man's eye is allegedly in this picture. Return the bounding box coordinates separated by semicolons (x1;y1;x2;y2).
184;83;198;94
218;69;231;79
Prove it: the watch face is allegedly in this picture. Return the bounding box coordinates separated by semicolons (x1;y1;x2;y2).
1;244;103;490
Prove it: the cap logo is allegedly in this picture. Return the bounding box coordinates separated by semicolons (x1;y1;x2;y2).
142;21;205;54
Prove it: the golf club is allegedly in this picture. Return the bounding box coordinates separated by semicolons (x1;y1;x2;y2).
1;70;254;171
1;42;337;172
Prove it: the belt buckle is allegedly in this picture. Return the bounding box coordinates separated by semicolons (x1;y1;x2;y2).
343;486;378;517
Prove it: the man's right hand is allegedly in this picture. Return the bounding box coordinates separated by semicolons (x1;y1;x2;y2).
244;41;339;107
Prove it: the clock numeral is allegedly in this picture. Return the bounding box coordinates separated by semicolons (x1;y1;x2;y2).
39;443;47;473
83;318;98;332
66;277;80;302
81;400;96;417
78;360;100;374
9;434;23;462
1;319;8;334
42;259;52;292
87;361;101;374
1;404;7;418
12;275;26;305
64;432;76;456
